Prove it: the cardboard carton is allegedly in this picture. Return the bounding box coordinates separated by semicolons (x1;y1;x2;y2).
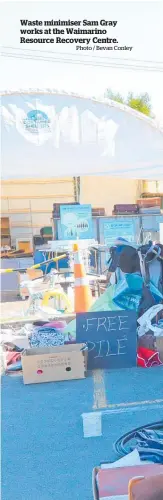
92;464;163;499
92;467;100;500
156;337;163;363
22;343;87;385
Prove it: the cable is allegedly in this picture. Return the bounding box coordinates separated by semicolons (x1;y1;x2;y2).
2;52;163;73
2;45;163;65
114;420;163;457
2;48;162;70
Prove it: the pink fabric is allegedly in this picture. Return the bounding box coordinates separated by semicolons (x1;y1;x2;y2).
6;352;21;366
43;321;67;329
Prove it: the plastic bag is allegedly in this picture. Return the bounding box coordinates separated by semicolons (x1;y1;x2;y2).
113;274;143;311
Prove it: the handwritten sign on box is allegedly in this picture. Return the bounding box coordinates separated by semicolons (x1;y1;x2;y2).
76;310;137;370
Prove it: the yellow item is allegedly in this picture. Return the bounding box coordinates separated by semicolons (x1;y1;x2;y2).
0;253;66;274
30;254;66;269
18;241;31;253
42;290;73;312
1;268;14;273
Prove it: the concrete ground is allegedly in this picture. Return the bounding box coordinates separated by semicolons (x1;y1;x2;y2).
0;298;76;325
1;367;163;500
1;298;29;314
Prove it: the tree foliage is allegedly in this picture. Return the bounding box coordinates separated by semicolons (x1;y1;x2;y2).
104;89;125;104
104;88;152;116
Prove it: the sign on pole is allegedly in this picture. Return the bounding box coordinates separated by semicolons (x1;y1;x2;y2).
76;310;137;370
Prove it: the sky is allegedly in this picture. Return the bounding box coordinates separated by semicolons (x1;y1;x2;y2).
1;1;163;125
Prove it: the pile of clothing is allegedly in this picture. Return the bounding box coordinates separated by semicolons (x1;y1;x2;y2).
29;320;66;348
107;238;163;367
1;320;67;373
133;427;163;463
63;238;163;367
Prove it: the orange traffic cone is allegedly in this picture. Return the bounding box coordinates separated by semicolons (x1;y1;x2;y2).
73;243;92;313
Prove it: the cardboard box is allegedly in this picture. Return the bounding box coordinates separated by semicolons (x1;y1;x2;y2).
155;337;163;362
92;464;163;499
92;467;100;500
22;343;87;384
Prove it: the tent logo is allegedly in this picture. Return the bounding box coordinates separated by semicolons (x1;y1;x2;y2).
23;110;50;133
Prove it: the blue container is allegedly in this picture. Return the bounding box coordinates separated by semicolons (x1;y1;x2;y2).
141;215;163;231
98;216;141;271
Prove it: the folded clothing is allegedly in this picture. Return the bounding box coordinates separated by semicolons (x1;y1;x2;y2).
6;351;21;366
29;326;65;348
7;361;22;372
6;351;22;372
43;320;67;329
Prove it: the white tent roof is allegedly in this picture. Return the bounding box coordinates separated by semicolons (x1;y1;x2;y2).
1;89;163;180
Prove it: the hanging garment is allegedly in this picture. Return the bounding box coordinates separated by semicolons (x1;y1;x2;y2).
107;240;163;318
137;304;163;337
113;273;143;310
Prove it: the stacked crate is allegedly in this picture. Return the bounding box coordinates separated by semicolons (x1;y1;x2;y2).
92;208;105;217
112;204;139;215
137;197;161;211
40;226;53;243
137;197;162;239
0;217;11;247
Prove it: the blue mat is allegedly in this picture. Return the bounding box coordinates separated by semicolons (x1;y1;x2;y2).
2;367;163;500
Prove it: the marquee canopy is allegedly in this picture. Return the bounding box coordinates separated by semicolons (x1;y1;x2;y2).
1;90;163;180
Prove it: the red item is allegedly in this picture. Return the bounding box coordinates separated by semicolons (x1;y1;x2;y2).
137;197;161;208
97;464;163;498
6;352;21;366
137;346;163;367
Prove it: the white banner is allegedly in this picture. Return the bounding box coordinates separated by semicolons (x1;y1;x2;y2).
1;91;163;179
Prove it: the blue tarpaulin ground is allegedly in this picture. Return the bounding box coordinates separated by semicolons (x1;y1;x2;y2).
1;367;163;500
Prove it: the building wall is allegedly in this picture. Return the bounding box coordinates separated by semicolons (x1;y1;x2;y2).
1;177;76;247
1;176;142;247
80;176;141;214
143;181;163;194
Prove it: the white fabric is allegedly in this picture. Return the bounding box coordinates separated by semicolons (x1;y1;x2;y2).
137;304;163;336
101;449;142;469
100;496;128;499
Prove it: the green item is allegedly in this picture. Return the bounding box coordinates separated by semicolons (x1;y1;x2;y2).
40;226;52;235
63;285;122;340
89;285;121;313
